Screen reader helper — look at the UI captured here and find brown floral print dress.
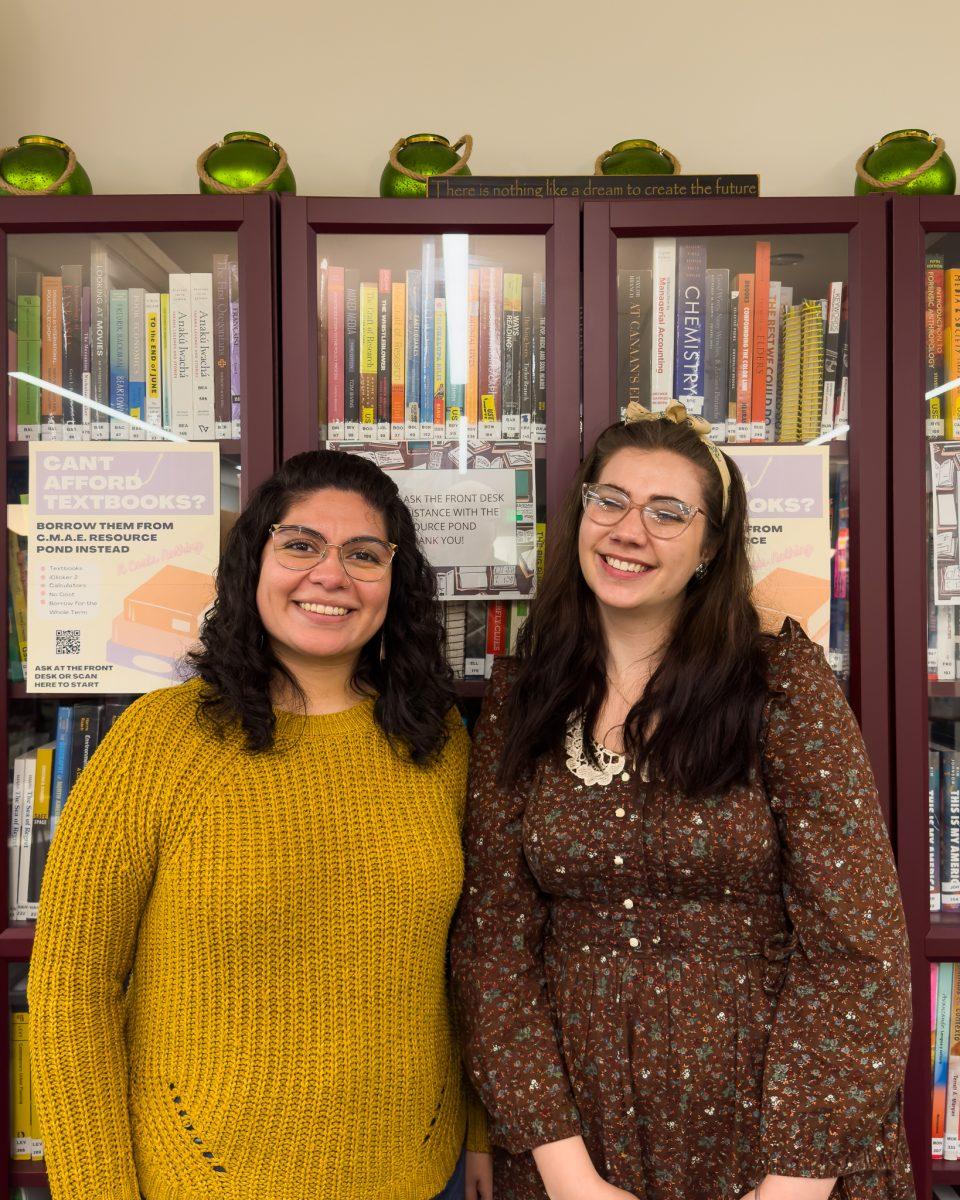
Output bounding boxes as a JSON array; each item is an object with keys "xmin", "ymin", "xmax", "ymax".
[{"xmin": 450, "ymin": 619, "xmax": 914, "ymax": 1200}]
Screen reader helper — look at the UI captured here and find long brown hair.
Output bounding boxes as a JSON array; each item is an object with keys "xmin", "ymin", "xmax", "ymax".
[{"xmin": 498, "ymin": 416, "xmax": 770, "ymax": 796}]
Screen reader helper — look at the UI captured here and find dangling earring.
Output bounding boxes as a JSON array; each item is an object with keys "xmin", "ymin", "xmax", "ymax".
[{"xmin": 693, "ymin": 561, "xmax": 708, "ymax": 581}]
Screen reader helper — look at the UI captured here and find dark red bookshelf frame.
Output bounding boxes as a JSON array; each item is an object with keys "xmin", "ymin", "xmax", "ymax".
[
  {"xmin": 581, "ymin": 197, "xmax": 892, "ymax": 826},
  {"xmin": 278, "ymin": 196, "xmax": 582, "ymax": 525},
  {"xmin": 891, "ymin": 194, "xmax": 960, "ymax": 1198},
  {"xmin": 0, "ymin": 194, "xmax": 279, "ymax": 1199}
]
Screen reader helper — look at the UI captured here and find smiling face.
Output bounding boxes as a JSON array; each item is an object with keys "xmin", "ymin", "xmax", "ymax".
[
  {"xmin": 256, "ymin": 487, "xmax": 392, "ymax": 676},
  {"xmin": 578, "ymin": 447, "xmax": 713, "ymax": 623}
]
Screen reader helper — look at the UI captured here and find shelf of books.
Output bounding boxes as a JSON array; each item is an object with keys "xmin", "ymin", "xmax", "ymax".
[
  {"xmin": 0, "ymin": 194, "xmax": 278, "ymax": 1198},
  {"xmin": 892, "ymin": 196, "xmax": 960, "ymax": 1197},
  {"xmin": 582, "ymin": 197, "xmax": 890, "ymax": 815},
  {"xmin": 279, "ymin": 197, "xmax": 581, "ymax": 690}
]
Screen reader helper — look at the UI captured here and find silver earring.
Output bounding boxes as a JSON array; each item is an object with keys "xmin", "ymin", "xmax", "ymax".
[{"xmin": 693, "ymin": 562, "xmax": 708, "ymax": 581}]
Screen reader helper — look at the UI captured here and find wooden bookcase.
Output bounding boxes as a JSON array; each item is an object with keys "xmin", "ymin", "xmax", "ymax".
[
  {"xmin": 891, "ymin": 194, "xmax": 960, "ymax": 1198},
  {"xmin": 0, "ymin": 193, "xmax": 278, "ymax": 1198}
]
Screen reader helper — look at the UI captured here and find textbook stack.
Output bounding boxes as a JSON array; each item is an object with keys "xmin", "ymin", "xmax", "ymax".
[
  {"xmin": 9, "ymin": 245, "xmax": 241, "ymax": 443},
  {"xmin": 318, "ymin": 249, "xmax": 547, "ymax": 445},
  {"xmin": 9, "ymin": 971, "xmax": 43, "ymax": 1166},
  {"xmin": 924, "ymin": 251, "xmax": 960, "ymax": 439},
  {"xmin": 617, "ymin": 238, "xmax": 848, "ymax": 444},
  {"xmin": 442, "ymin": 599, "xmax": 530, "ymax": 680},
  {"xmin": 7, "ymin": 699, "xmax": 129, "ymax": 923}
]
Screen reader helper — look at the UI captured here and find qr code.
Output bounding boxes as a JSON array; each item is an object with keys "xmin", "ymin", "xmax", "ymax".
[{"xmin": 56, "ymin": 629, "xmax": 81, "ymax": 655}]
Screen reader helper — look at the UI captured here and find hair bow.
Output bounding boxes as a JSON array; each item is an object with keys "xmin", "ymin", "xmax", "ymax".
[{"xmin": 623, "ymin": 400, "xmax": 731, "ymax": 519}]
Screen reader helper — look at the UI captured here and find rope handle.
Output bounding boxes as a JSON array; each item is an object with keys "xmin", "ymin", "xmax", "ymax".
[
  {"xmin": 388, "ymin": 134, "xmax": 473, "ymax": 182},
  {"xmin": 855, "ymin": 134, "xmax": 945, "ymax": 190},
  {"xmin": 594, "ymin": 144, "xmax": 682, "ymax": 176},
  {"xmin": 0, "ymin": 143, "xmax": 78, "ymax": 195},
  {"xmin": 196, "ymin": 138, "xmax": 289, "ymax": 194}
]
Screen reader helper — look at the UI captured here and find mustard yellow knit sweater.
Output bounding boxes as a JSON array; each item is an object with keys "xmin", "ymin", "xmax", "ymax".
[{"xmin": 28, "ymin": 679, "xmax": 488, "ymax": 1200}]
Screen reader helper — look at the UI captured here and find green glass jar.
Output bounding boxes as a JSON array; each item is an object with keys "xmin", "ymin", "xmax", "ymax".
[
  {"xmin": 855, "ymin": 129, "xmax": 955, "ymax": 196},
  {"xmin": 595, "ymin": 139, "xmax": 680, "ymax": 176},
  {"xmin": 0, "ymin": 135, "xmax": 92, "ymax": 196},
  {"xmin": 380, "ymin": 133, "xmax": 472, "ymax": 198},
  {"xmin": 198, "ymin": 132, "xmax": 296, "ymax": 194}
]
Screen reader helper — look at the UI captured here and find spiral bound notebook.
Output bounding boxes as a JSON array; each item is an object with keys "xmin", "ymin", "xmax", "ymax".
[
  {"xmin": 777, "ymin": 304, "xmax": 803, "ymax": 443},
  {"xmin": 800, "ymin": 299, "xmax": 826, "ymax": 442}
]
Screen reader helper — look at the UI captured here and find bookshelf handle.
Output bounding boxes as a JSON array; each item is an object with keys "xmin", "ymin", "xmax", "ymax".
[
  {"xmin": 855, "ymin": 134, "xmax": 945, "ymax": 190},
  {"xmin": 388, "ymin": 134, "xmax": 473, "ymax": 182},
  {"xmin": 196, "ymin": 139, "xmax": 289, "ymax": 194},
  {"xmin": 0, "ymin": 142, "xmax": 78, "ymax": 195}
]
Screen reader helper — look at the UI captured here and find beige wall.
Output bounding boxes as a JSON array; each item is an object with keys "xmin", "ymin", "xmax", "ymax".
[{"xmin": 3, "ymin": 0, "xmax": 959, "ymax": 198}]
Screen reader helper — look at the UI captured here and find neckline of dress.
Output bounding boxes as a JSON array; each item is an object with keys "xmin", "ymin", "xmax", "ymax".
[{"xmin": 564, "ymin": 720, "xmax": 628, "ymax": 787}]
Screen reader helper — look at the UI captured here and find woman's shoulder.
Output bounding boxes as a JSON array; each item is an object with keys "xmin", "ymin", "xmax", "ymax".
[
  {"xmin": 102, "ymin": 675, "xmax": 211, "ymax": 752},
  {"xmin": 759, "ymin": 616, "xmax": 837, "ymax": 701}
]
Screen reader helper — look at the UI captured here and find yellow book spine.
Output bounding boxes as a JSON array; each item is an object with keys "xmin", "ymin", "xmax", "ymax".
[
  {"xmin": 945, "ymin": 270, "xmax": 960, "ymax": 434},
  {"xmin": 160, "ymin": 292, "xmax": 171, "ymax": 431},
  {"xmin": 466, "ymin": 270, "xmax": 480, "ymax": 426},
  {"xmin": 390, "ymin": 282, "xmax": 405, "ymax": 427},
  {"xmin": 11, "ymin": 1011, "xmax": 29, "ymax": 1160},
  {"xmin": 433, "ymin": 298, "xmax": 447, "ymax": 424},
  {"xmin": 8, "ymin": 535, "xmax": 26, "ymax": 667},
  {"xmin": 146, "ymin": 302, "xmax": 161, "ymax": 419},
  {"xmin": 359, "ymin": 283, "xmax": 378, "ymax": 427}
]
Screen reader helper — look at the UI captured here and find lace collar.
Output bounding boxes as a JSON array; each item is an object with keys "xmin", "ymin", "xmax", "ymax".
[{"xmin": 564, "ymin": 720, "xmax": 628, "ymax": 787}]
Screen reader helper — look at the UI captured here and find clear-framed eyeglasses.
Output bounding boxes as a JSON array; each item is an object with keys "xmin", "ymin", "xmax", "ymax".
[
  {"xmin": 268, "ymin": 524, "xmax": 397, "ymax": 580},
  {"xmin": 581, "ymin": 483, "xmax": 711, "ymax": 540}
]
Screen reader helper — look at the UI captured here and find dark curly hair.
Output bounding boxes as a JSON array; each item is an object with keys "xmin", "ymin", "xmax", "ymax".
[{"xmin": 188, "ymin": 449, "xmax": 455, "ymax": 763}]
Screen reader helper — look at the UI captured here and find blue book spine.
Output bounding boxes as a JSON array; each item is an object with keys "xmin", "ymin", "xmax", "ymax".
[
  {"xmin": 50, "ymin": 705, "xmax": 74, "ymax": 833},
  {"xmin": 420, "ymin": 243, "xmax": 436, "ymax": 425},
  {"xmin": 109, "ymin": 289, "xmax": 129, "ymax": 417},
  {"xmin": 673, "ymin": 240, "xmax": 707, "ymax": 411},
  {"xmin": 943, "ymin": 752, "xmax": 960, "ymax": 910},
  {"xmin": 405, "ymin": 269, "xmax": 421, "ymax": 426}
]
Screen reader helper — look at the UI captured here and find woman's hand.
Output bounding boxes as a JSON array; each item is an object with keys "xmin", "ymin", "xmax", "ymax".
[
  {"xmin": 532, "ymin": 1136, "xmax": 639, "ymax": 1200},
  {"xmin": 740, "ymin": 1175, "xmax": 837, "ymax": 1200},
  {"xmin": 465, "ymin": 1149, "xmax": 493, "ymax": 1200}
]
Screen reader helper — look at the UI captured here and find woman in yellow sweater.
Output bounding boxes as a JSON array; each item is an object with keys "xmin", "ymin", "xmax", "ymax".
[{"xmin": 29, "ymin": 449, "xmax": 492, "ymax": 1200}]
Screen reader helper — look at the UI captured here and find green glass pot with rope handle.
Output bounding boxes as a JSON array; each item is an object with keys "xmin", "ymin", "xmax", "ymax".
[
  {"xmin": 380, "ymin": 133, "xmax": 473, "ymax": 198},
  {"xmin": 854, "ymin": 129, "xmax": 955, "ymax": 195},
  {"xmin": 0, "ymin": 135, "xmax": 92, "ymax": 196},
  {"xmin": 595, "ymin": 139, "xmax": 681, "ymax": 176},
  {"xmin": 198, "ymin": 132, "xmax": 296, "ymax": 194}
]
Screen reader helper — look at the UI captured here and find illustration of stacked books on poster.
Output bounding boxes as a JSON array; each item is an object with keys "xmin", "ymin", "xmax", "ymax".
[
  {"xmin": 339, "ymin": 440, "xmax": 536, "ymax": 600},
  {"xmin": 106, "ymin": 565, "xmax": 214, "ymax": 678},
  {"xmin": 932, "ymin": 442, "xmax": 960, "ymax": 604}
]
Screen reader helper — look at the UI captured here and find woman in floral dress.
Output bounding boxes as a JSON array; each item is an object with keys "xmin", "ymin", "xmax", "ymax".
[{"xmin": 451, "ymin": 403, "xmax": 913, "ymax": 1200}]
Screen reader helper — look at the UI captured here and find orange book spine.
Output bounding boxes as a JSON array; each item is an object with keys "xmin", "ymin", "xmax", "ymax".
[
  {"xmin": 750, "ymin": 242, "xmax": 770, "ymax": 441},
  {"xmin": 735, "ymin": 273, "xmax": 755, "ymax": 439},
  {"xmin": 40, "ymin": 275, "xmax": 63, "ymax": 424},
  {"xmin": 945, "ymin": 269, "xmax": 960, "ymax": 435}
]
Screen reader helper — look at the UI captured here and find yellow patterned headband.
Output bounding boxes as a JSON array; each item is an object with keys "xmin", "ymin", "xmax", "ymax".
[{"xmin": 623, "ymin": 400, "xmax": 731, "ymax": 519}]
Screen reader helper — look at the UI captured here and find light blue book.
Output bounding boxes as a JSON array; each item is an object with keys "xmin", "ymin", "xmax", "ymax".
[
  {"xmin": 50, "ymin": 705, "xmax": 74, "ymax": 834},
  {"xmin": 109, "ymin": 289, "xmax": 130, "ymax": 430},
  {"xmin": 405, "ymin": 269, "xmax": 421, "ymax": 427}
]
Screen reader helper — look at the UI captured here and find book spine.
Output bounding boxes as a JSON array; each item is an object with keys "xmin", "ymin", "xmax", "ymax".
[
  {"xmin": 126, "ymin": 287, "xmax": 145, "ymax": 439},
  {"xmin": 443, "ymin": 602, "xmax": 466, "ymax": 679},
  {"xmin": 800, "ymin": 299, "xmax": 826, "ymax": 442},
  {"xmin": 463, "ymin": 601, "xmax": 487, "ymax": 679},
  {"xmin": 479, "ymin": 266, "xmax": 503, "ymax": 439},
  {"xmin": 763, "ymin": 282, "xmax": 782, "ymax": 443},
  {"xmin": 933, "ymin": 749, "xmax": 944, "ymax": 911},
  {"xmin": 465, "ymin": 269, "xmax": 480, "ymax": 436},
  {"xmin": 160, "ymin": 292, "xmax": 172, "ymax": 434},
  {"xmin": 144, "ymin": 293, "xmax": 162, "ymax": 438},
  {"xmin": 673, "ymin": 241, "xmax": 707, "ymax": 416},
  {"xmin": 433, "ymin": 296, "xmax": 447, "ymax": 426},
  {"xmin": 390, "ymin": 280, "xmax": 405, "ymax": 439},
  {"xmin": 502, "ymin": 273, "xmax": 523, "ymax": 437},
  {"xmin": 519, "ymin": 281, "xmax": 534, "ymax": 440},
  {"xmin": 50, "ymin": 706, "xmax": 74, "ymax": 834},
  {"xmin": 68, "ymin": 705, "xmax": 102, "ymax": 790},
  {"xmin": 485, "ymin": 600, "xmax": 508, "ymax": 678},
  {"xmin": 61, "ymin": 265, "xmax": 84, "ymax": 436},
  {"xmin": 90, "ymin": 245, "xmax": 110, "ymax": 439},
  {"xmin": 946, "ymin": 964, "xmax": 960, "ymax": 1159},
  {"xmin": 359, "ymin": 281, "xmax": 378, "ymax": 434},
  {"xmin": 533, "ymin": 272, "xmax": 547, "ymax": 443},
  {"xmin": 734, "ymin": 274, "xmax": 755, "ymax": 442},
  {"xmin": 945, "ymin": 270, "xmax": 960, "ymax": 438},
  {"xmin": 945, "ymin": 751, "xmax": 960, "ymax": 910},
  {"xmin": 344, "ymin": 269, "xmax": 360, "ymax": 438},
  {"xmin": 651, "ymin": 238, "xmax": 676, "ymax": 411},
  {"xmin": 190, "ymin": 273, "xmax": 215, "ymax": 440},
  {"xmin": 326, "ymin": 266, "xmax": 345, "ymax": 440},
  {"xmin": 404, "ymin": 269, "xmax": 421, "ymax": 438},
  {"xmin": 16, "ymin": 291, "xmax": 41, "ymax": 441},
  {"xmin": 928, "ymin": 253, "xmax": 947, "ymax": 434},
  {"xmin": 750, "ymin": 241, "xmax": 771, "ymax": 441},
  {"xmin": 40, "ymin": 276, "xmax": 64, "ymax": 439},
  {"xmin": 377, "ymin": 267, "xmax": 392, "ymax": 439},
  {"xmin": 8, "ymin": 757, "xmax": 24, "ymax": 922},
  {"xmin": 11, "ymin": 1009, "xmax": 30, "ymax": 1159},
  {"xmin": 420, "ymin": 244, "xmax": 436, "ymax": 438},
  {"xmin": 80, "ymin": 284, "xmax": 92, "ymax": 429},
  {"xmin": 703, "ymin": 268, "xmax": 729, "ymax": 436},
  {"xmin": 212, "ymin": 254, "xmax": 232, "ymax": 440},
  {"xmin": 26, "ymin": 746, "xmax": 54, "ymax": 919},
  {"xmin": 819, "ymin": 281, "xmax": 844, "ymax": 438},
  {"xmin": 168, "ymin": 275, "xmax": 193, "ymax": 441},
  {"xmin": 834, "ymin": 290, "xmax": 849, "ymax": 437},
  {"xmin": 228, "ymin": 261, "xmax": 241, "ymax": 439},
  {"xmin": 108, "ymin": 289, "xmax": 130, "ymax": 440},
  {"xmin": 725, "ymin": 287, "xmax": 739, "ymax": 440},
  {"xmin": 16, "ymin": 757, "xmax": 36, "ymax": 922},
  {"xmin": 935, "ymin": 961, "xmax": 955, "ymax": 1157}
]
